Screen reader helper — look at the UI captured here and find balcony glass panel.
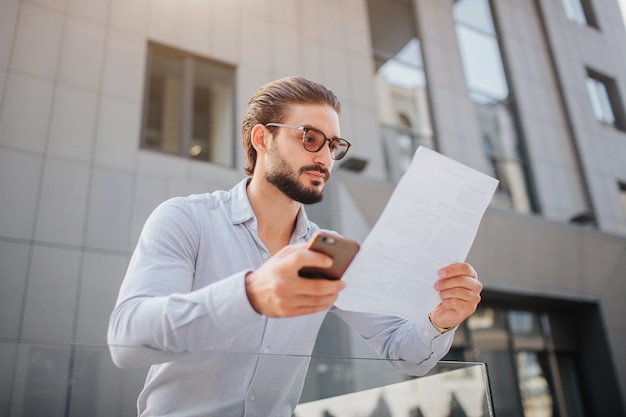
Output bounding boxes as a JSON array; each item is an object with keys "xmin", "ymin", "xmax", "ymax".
[{"xmin": 0, "ymin": 338, "xmax": 493, "ymax": 417}]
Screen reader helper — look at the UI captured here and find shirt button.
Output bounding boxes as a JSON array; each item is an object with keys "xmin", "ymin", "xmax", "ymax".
[
  {"xmin": 262, "ymin": 252, "xmax": 269, "ymax": 259},
  {"xmin": 263, "ymin": 347, "xmax": 270, "ymax": 353},
  {"xmin": 249, "ymin": 393, "xmax": 256, "ymax": 401}
]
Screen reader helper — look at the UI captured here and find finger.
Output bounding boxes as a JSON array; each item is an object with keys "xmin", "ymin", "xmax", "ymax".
[
  {"xmin": 265, "ymin": 247, "xmax": 333, "ymax": 285},
  {"xmin": 272, "ymin": 292, "xmax": 340, "ymax": 317},
  {"xmin": 287, "ymin": 246, "xmax": 334, "ymax": 270},
  {"xmin": 439, "ymin": 295, "xmax": 480, "ymax": 316},
  {"xmin": 439, "ymin": 286, "xmax": 482, "ymax": 304},
  {"xmin": 267, "ymin": 264, "xmax": 344, "ymax": 296},
  {"xmin": 291, "ymin": 277, "xmax": 346, "ymax": 297},
  {"xmin": 438, "ymin": 263, "xmax": 477, "ymax": 279},
  {"xmin": 435, "ymin": 275, "xmax": 483, "ymax": 292},
  {"xmin": 297, "ymin": 292, "xmax": 340, "ymax": 309}
]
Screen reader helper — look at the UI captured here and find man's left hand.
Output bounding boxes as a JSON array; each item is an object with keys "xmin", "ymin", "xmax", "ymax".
[{"xmin": 429, "ymin": 262, "xmax": 483, "ymax": 330}]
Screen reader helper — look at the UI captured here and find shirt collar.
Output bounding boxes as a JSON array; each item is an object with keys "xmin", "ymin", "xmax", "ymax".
[
  {"xmin": 230, "ymin": 178, "xmax": 255, "ymax": 225},
  {"xmin": 229, "ymin": 178, "xmax": 312, "ymax": 240}
]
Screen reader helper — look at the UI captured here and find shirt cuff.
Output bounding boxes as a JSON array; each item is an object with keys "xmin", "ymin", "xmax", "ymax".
[{"xmin": 407, "ymin": 315, "xmax": 456, "ymax": 359}]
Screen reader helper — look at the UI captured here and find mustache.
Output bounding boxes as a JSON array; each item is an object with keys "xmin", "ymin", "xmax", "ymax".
[{"xmin": 299, "ymin": 165, "xmax": 330, "ymax": 181}]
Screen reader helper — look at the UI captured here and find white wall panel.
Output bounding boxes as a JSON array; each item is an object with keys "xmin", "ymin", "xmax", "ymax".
[{"xmin": 10, "ymin": 3, "xmax": 63, "ymax": 79}]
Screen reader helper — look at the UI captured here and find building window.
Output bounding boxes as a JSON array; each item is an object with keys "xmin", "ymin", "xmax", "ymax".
[
  {"xmin": 453, "ymin": 0, "xmax": 534, "ymax": 214},
  {"xmin": 141, "ymin": 42, "xmax": 236, "ymax": 166},
  {"xmin": 560, "ymin": 0, "xmax": 598, "ymax": 27},
  {"xmin": 585, "ymin": 70, "xmax": 626, "ymax": 131},
  {"xmin": 366, "ymin": 0, "xmax": 434, "ymax": 183},
  {"xmin": 449, "ymin": 301, "xmax": 597, "ymax": 417}
]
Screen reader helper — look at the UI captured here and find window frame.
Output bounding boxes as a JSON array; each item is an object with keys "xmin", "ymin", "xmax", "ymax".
[
  {"xmin": 585, "ymin": 69, "xmax": 626, "ymax": 131},
  {"xmin": 140, "ymin": 41, "xmax": 237, "ymax": 167},
  {"xmin": 560, "ymin": 0, "xmax": 599, "ymax": 28}
]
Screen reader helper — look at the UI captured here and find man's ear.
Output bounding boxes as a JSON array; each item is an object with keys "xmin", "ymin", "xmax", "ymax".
[{"xmin": 250, "ymin": 124, "xmax": 269, "ymax": 154}]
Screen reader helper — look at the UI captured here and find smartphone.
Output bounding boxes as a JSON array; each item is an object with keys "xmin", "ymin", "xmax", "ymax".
[{"xmin": 299, "ymin": 232, "xmax": 360, "ymax": 280}]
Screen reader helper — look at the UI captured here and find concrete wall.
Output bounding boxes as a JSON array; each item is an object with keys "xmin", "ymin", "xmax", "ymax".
[
  {"xmin": 0, "ymin": 0, "xmax": 383, "ymax": 348},
  {"xmin": 0, "ymin": 1, "xmax": 387, "ymax": 413},
  {"xmin": 535, "ymin": 0, "xmax": 626, "ymax": 234}
]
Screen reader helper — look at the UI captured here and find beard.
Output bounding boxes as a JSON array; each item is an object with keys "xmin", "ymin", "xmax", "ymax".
[{"xmin": 265, "ymin": 145, "xmax": 330, "ymax": 205}]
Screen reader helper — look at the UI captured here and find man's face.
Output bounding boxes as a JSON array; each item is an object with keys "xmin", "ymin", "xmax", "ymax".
[{"xmin": 265, "ymin": 104, "xmax": 340, "ymax": 204}]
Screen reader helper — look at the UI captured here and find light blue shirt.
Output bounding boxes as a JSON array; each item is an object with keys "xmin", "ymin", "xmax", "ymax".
[{"xmin": 108, "ymin": 178, "xmax": 455, "ymax": 417}]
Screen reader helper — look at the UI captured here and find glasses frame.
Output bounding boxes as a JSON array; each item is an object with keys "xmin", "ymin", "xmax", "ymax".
[{"xmin": 265, "ymin": 123, "xmax": 351, "ymax": 161}]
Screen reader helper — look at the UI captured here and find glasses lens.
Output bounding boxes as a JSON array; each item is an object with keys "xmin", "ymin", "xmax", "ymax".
[
  {"xmin": 301, "ymin": 128, "xmax": 350, "ymax": 160},
  {"xmin": 331, "ymin": 140, "xmax": 349, "ymax": 160},
  {"xmin": 302, "ymin": 129, "xmax": 325, "ymax": 152}
]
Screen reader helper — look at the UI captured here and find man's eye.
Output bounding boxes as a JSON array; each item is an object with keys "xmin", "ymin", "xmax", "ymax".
[{"xmin": 304, "ymin": 134, "xmax": 317, "ymax": 144}]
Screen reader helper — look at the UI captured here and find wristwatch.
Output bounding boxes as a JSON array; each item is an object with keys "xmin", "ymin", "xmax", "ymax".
[{"xmin": 428, "ymin": 313, "xmax": 454, "ymax": 334}]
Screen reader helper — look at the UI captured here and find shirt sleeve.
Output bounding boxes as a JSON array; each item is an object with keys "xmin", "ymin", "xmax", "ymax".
[
  {"xmin": 332, "ymin": 309, "xmax": 456, "ymax": 376},
  {"xmin": 107, "ymin": 197, "xmax": 259, "ymax": 368}
]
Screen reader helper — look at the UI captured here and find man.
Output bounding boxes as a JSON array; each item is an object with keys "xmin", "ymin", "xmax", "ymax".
[{"xmin": 108, "ymin": 76, "xmax": 482, "ymax": 416}]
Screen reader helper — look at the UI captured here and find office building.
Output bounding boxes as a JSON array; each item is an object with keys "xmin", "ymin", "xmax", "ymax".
[{"xmin": 1, "ymin": 0, "xmax": 625, "ymax": 416}]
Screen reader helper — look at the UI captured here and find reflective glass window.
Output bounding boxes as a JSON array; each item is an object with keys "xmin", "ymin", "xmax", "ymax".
[
  {"xmin": 455, "ymin": 25, "xmax": 508, "ymax": 102},
  {"xmin": 586, "ymin": 76, "xmax": 615, "ymax": 125},
  {"xmin": 560, "ymin": 0, "xmax": 598, "ymax": 27},
  {"xmin": 468, "ymin": 307, "xmax": 524, "ymax": 417},
  {"xmin": 141, "ymin": 42, "xmax": 236, "ymax": 166},
  {"xmin": 508, "ymin": 310, "xmax": 545, "ymax": 350},
  {"xmin": 557, "ymin": 355, "xmax": 586, "ymax": 417},
  {"xmin": 516, "ymin": 351, "xmax": 555, "ymax": 417},
  {"xmin": 585, "ymin": 70, "xmax": 626, "ymax": 131},
  {"xmin": 447, "ymin": 293, "xmax": 626, "ymax": 417},
  {"xmin": 367, "ymin": 0, "xmax": 434, "ymax": 182},
  {"xmin": 453, "ymin": 0, "xmax": 533, "ymax": 214},
  {"xmin": 453, "ymin": 0, "xmax": 496, "ymax": 34},
  {"xmin": 143, "ymin": 52, "xmax": 184, "ymax": 154}
]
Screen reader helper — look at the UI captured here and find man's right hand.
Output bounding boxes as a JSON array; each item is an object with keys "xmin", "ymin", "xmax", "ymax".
[{"xmin": 245, "ymin": 242, "xmax": 345, "ymax": 317}]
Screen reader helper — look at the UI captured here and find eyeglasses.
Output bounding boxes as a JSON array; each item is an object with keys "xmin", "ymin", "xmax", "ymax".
[{"xmin": 265, "ymin": 123, "xmax": 351, "ymax": 161}]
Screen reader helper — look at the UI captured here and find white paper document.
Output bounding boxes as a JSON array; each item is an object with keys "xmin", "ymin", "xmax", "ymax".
[{"xmin": 335, "ymin": 146, "xmax": 499, "ymax": 323}]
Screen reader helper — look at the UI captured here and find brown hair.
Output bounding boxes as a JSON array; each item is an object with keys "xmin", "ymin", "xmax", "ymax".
[{"xmin": 241, "ymin": 76, "xmax": 341, "ymax": 176}]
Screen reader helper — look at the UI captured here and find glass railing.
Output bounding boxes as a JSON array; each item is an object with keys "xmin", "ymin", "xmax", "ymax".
[
  {"xmin": 0, "ymin": 338, "xmax": 493, "ymax": 417},
  {"xmin": 298, "ymin": 357, "xmax": 493, "ymax": 417}
]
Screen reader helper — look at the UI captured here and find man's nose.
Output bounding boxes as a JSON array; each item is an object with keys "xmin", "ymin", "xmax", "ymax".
[{"xmin": 313, "ymin": 142, "xmax": 333, "ymax": 168}]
